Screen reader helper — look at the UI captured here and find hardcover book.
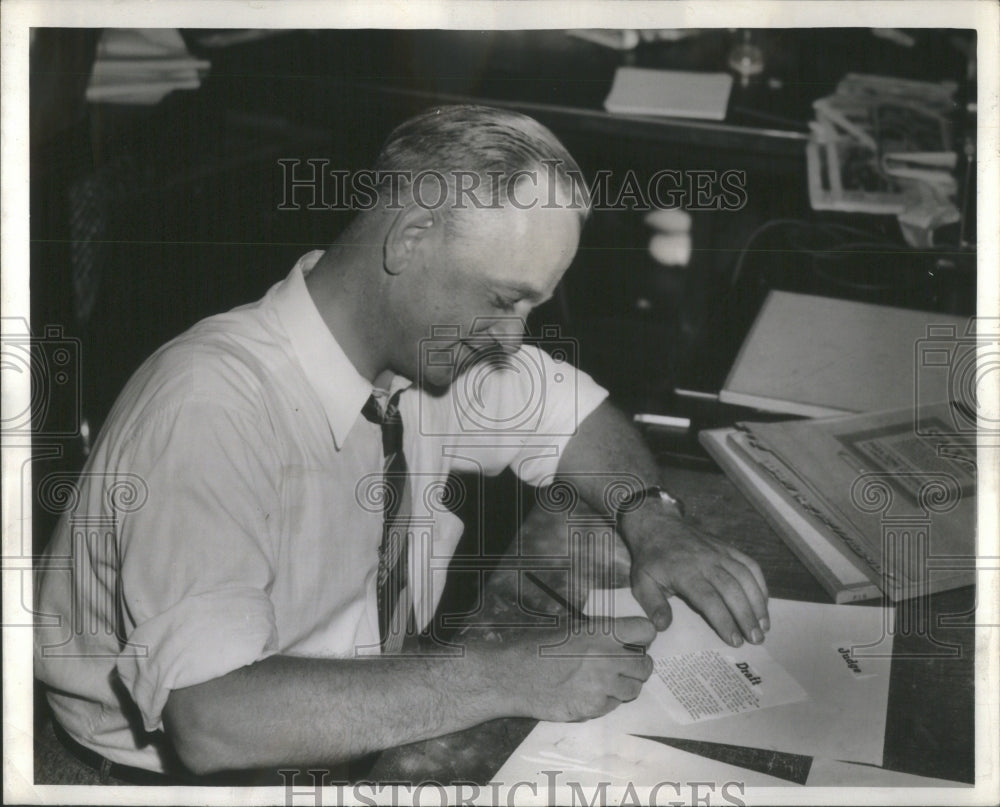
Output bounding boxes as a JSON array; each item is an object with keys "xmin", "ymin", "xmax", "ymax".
[
  {"xmin": 700, "ymin": 402, "xmax": 976, "ymax": 602},
  {"xmin": 719, "ymin": 291, "xmax": 969, "ymax": 417}
]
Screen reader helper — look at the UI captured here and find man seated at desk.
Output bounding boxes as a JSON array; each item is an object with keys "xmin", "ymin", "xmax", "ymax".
[{"xmin": 34, "ymin": 105, "xmax": 769, "ymax": 781}]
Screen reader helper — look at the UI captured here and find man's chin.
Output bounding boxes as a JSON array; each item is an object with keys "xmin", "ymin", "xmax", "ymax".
[
  {"xmin": 417, "ymin": 370, "xmax": 458, "ymax": 396},
  {"xmin": 416, "ymin": 341, "xmax": 475, "ymax": 393}
]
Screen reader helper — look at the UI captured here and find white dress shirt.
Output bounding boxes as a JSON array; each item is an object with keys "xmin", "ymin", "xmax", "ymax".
[{"xmin": 34, "ymin": 250, "xmax": 608, "ymax": 772}]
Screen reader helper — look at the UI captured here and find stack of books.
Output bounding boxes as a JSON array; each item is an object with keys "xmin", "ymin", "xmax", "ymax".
[{"xmin": 701, "ymin": 292, "xmax": 977, "ymax": 603}]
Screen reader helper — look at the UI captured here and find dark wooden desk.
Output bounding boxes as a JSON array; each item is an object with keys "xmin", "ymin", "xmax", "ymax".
[{"xmin": 368, "ymin": 465, "xmax": 975, "ymax": 785}]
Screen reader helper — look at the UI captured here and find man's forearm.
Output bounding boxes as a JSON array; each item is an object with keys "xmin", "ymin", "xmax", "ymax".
[
  {"xmin": 164, "ymin": 650, "xmax": 508, "ymax": 774},
  {"xmin": 557, "ymin": 399, "xmax": 769, "ymax": 643},
  {"xmin": 556, "ymin": 399, "xmax": 662, "ymax": 524},
  {"xmin": 163, "ymin": 617, "xmax": 656, "ymax": 775}
]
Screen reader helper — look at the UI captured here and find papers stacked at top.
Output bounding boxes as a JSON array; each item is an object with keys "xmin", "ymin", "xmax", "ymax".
[{"xmin": 86, "ymin": 29, "xmax": 210, "ymax": 106}]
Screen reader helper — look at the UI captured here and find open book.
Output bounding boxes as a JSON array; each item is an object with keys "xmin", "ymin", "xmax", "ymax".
[{"xmin": 701, "ymin": 402, "xmax": 976, "ymax": 602}]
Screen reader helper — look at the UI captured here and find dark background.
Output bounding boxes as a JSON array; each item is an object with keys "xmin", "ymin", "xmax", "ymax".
[
  {"xmin": 29, "ymin": 25, "xmax": 977, "ymax": 572},
  {"xmin": 27, "ymin": 26, "xmax": 979, "ymax": 787}
]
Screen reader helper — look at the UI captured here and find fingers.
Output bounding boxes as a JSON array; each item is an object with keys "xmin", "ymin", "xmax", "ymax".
[
  {"xmin": 560, "ymin": 635, "xmax": 655, "ymax": 720},
  {"xmin": 598, "ymin": 697, "xmax": 623, "ymax": 718},
  {"xmin": 634, "ymin": 520, "xmax": 770, "ymax": 644},
  {"xmin": 611, "ymin": 674, "xmax": 644, "ymax": 703},
  {"xmin": 618, "ymin": 651, "xmax": 654, "ymax": 683},
  {"xmin": 631, "ymin": 572, "xmax": 673, "ymax": 630},
  {"xmin": 561, "ymin": 657, "xmax": 652, "ymax": 720},
  {"xmin": 683, "ymin": 577, "xmax": 744, "ymax": 647},
  {"xmin": 725, "ymin": 545, "xmax": 770, "ymax": 600},
  {"xmin": 720, "ymin": 554, "xmax": 770, "ymax": 632},
  {"xmin": 681, "ymin": 565, "xmax": 765, "ymax": 646},
  {"xmin": 612, "ymin": 616, "xmax": 658, "ymax": 647}
]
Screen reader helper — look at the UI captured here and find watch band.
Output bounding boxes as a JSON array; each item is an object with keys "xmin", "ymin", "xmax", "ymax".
[{"xmin": 614, "ymin": 485, "xmax": 686, "ymax": 532}]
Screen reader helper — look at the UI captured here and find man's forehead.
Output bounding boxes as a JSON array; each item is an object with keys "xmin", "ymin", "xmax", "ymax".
[
  {"xmin": 461, "ymin": 179, "xmax": 581, "ymax": 243},
  {"xmin": 456, "ymin": 204, "xmax": 579, "ymax": 280}
]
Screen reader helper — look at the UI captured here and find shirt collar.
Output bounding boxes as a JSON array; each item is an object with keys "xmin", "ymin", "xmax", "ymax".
[{"xmin": 272, "ymin": 251, "xmax": 412, "ymax": 449}]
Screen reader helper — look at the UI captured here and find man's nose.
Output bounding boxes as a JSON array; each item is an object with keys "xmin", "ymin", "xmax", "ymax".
[{"xmin": 477, "ymin": 316, "xmax": 526, "ymax": 353}]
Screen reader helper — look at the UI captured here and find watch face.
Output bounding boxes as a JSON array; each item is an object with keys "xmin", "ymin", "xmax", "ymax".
[
  {"xmin": 655, "ymin": 488, "xmax": 686, "ymax": 518},
  {"xmin": 616, "ymin": 486, "xmax": 685, "ymax": 522}
]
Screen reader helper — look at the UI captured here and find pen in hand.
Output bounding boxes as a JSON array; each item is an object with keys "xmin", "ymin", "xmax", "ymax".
[{"xmin": 524, "ymin": 571, "xmax": 647, "ymax": 654}]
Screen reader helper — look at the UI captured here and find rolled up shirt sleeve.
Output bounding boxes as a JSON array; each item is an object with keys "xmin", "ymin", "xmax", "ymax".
[
  {"xmin": 443, "ymin": 344, "xmax": 609, "ymax": 487},
  {"xmin": 113, "ymin": 397, "xmax": 282, "ymax": 732}
]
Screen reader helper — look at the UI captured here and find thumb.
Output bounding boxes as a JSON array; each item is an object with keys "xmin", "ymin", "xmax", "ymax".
[{"xmin": 632, "ymin": 573, "xmax": 673, "ymax": 631}]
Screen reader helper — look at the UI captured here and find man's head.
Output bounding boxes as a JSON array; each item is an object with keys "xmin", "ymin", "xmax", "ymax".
[
  {"xmin": 365, "ymin": 105, "xmax": 589, "ymax": 388},
  {"xmin": 372, "ymin": 104, "xmax": 590, "ymax": 232}
]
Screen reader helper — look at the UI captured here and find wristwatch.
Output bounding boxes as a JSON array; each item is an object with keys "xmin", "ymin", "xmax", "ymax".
[{"xmin": 613, "ymin": 485, "xmax": 686, "ymax": 533}]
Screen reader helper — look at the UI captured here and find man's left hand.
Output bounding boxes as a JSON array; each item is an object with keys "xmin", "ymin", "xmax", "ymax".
[{"xmin": 622, "ymin": 505, "xmax": 769, "ymax": 647}]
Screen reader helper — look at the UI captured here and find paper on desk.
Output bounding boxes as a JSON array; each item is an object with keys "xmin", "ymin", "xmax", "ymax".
[
  {"xmin": 585, "ymin": 589, "xmax": 894, "ymax": 765},
  {"xmin": 650, "ymin": 647, "xmax": 807, "ymax": 724},
  {"xmin": 588, "ymin": 587, "xmax": 807, "ymax": 724},
  {"xmin": 604, "ymin": 67, "xmax": 733, "ymax": 121},
  {"xmin": 805, "ymin": 758, "xmax": 968, "ymax": 787},
  {"xmin": 490, "ymin": 719, "xmax": 966, "ymax": 791},
  {"xmin": 490, "ymin": 719, "xmax": 793, "ymax": 789}
]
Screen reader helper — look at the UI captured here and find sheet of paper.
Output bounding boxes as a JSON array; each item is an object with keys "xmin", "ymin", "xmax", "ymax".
[
  {"xmin": 603, "ymin": 67, "xmax": 733, "ymax": 121},
  {"xmin": 490, "ymin": 719, "xmax": 793, "ymax": 790},
  {"xmin": 650, "ymin": 647, "xmax": 808, "ymax": 724},
  {"xmin": 805, "ymin": 758, "xmax": 969, "ymax": 787},
  {"xmin": 585, "ymin": 589, "xmax": 894, "ymax": 765},
  {"xmin": 490, "ymin": 721, "xmax": 968, "ymax": 792}
]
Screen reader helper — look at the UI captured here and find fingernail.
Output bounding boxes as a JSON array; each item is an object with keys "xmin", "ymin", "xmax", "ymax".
[
  {"xmin": 730, "ymin": 632, "xmax": 743, "ymax": 647},
  {"xmin": 654, "ymin": 609, "xmax": 669, "ymax": 629},
  {"xmin": 760, "ymin": 616, "xmax": 770, "ymax": 633},
  {"xmin": 751, "ymin": 628, "xmax": 764, "ymax": 644}
]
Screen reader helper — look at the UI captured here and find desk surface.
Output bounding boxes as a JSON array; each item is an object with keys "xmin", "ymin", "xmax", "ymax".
[{"xmin": 368, "ymin": 465, "xmax": 975, "ymax": 786}]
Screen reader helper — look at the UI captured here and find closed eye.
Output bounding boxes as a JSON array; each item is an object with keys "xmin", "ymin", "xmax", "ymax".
[{"xmin": 492, "ymin": 295, "xmax": 520, "ymax": 312}]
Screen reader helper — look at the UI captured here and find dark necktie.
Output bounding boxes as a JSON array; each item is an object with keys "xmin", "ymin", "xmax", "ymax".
[{"xmin": 362, "ymin": 389, "xmax": 412, "ymax": 653}]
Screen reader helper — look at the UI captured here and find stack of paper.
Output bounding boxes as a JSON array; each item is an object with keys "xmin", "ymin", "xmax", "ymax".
[
  {"xmin": 583, "ymin": 589, "xmax": 894, "ymax": 764},
  {"xmin": 493, "ymin": 721, "xmax": 964, "ymax": 790},
  {"xmin": 490, "ymin": 589, "xmax": 960, "ymax": 789},
  {"xmin": 86, "ymin": 29, "xmax": 210, "ymax": 105}
]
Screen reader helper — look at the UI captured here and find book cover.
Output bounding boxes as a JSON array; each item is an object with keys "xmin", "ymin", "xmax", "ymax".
[
  {"xmin": 733, "ymin": 402, "xmax": 976, "ymax": 601},
  {"xmin": 699, "ymin": 426, "xmax": 882, "ymax": 603},
  {"xmin": 720, "ymin": 291, "xmax": 969, "ymax": 417}
]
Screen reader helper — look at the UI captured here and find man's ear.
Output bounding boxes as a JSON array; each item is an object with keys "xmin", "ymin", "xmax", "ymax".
[{"xmin": 383, "ymin": 203, "xmax": 438, "ymax": 276}]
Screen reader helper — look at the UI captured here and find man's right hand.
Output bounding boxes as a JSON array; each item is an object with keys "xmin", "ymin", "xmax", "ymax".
[{"xmin": 490, "ymin": 616, "xmax": 656, "ymax": 723}]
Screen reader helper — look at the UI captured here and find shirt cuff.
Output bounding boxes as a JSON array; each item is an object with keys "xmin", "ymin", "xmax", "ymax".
[{"xmin": 116, "ymin": 587, "xmax": 278, "ymax": 732}]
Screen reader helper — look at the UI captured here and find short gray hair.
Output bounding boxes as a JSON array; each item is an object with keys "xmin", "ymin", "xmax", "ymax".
[{"xmin": 373, "ymin": 105, "xmax": 591, "ymax": 227}]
